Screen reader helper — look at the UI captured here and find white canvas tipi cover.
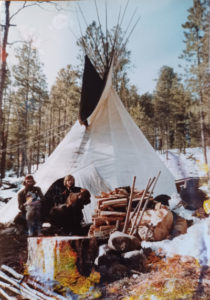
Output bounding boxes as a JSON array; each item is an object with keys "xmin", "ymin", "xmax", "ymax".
[{"xmin": 0, "ymin": 59, "xmax": 176, "ymax": 223}]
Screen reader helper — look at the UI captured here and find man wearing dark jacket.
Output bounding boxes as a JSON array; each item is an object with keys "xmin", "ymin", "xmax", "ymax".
[
  {"xmin": 59, "ymin": 174, "xmax": 81, "ymax": 204},
  {"xmin": 49, "ymin": 175, "xmax": 90, "ymax": 235},
  {"xmin": 16, "ymin": 175, "xmax": 44, "ymax": 236}
]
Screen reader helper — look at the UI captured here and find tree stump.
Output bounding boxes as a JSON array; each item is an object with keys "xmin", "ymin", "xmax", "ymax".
[{"xmin": 27, "ymin": 236, "xmax": 100, "ymax": 295}]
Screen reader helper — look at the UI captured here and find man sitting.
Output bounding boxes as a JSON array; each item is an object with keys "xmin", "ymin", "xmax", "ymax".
[
  {"xmin": 15, "ymin": 175, "xmax": 44, "ymax": 236},
  {"xmin": 49, "ymin": 175, "xmax": 91, "ymax": 235}
]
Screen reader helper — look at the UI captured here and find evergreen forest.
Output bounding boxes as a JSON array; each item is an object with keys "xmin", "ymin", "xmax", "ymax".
[{"xmin": 0, "ymin": 0, "xmax": 209, "ymax": 181}]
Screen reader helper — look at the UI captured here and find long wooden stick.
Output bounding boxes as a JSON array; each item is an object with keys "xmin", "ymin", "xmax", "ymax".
[
  {"xmin": 27, "ymin": 279, "xmax": 68, "ymax": 300},
  {"xmin": 134, "ymin": 171, "xmax": 161, "ymax": 235},
  {"xmin": 0, "ymin": 287, "xmax": 13, "ymax": 300},
  {"xmin": 122, "ymin": 176, "xmax": 136, "ymax": 233},
  {"xmin": 129, "ymin": 177, "xmax": 152, "ymax": 222},
  {"xmin": 129, "ymin": 177, "xmax": 152, "ymax": 235},
  {"xmin": 1, "ymin": 265, "xmax": 23, "ymax": 280}
]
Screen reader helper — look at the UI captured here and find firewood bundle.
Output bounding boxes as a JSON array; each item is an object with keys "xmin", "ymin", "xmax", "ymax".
[
  {"xmin": 88, "ymin": 187, "xmax": 153, "ymax": 238},
  {"xmin": 0, "ymin": 264, "xmax": 66, "ymax": 300}
]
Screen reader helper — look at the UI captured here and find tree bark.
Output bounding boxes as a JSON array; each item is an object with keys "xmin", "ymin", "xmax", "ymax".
[{"xmin": 0, "ymin": 1, "xmax": 10, "ymax": 182}]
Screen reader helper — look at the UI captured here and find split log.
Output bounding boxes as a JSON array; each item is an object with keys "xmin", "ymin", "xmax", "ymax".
[
  {"xmin": 93, "ymin": 216, "xmax": 124, "ymax": 227},
  {"xmin": 97, "ymin": 196, "xmax": 128, "ymax": 208},
  {"xmin": 99, "ymin": 198, "xmax": 128, "ymax": 208},
  {"xmin": 99, "ymin": 225, "xmax": 116, "ymax": 231},
  {"xmin": 100, "ymin": 211, "xmax": 126, "ymax": 217},
  {"xmin": 99, "ymin": 196, "xmax": 151, "ymax": 209}
]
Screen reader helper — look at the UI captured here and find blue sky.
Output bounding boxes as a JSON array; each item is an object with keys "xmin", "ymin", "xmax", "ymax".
[{"xmin": 2, "ymin": 0, "xmax": 193, "ymax": 94}]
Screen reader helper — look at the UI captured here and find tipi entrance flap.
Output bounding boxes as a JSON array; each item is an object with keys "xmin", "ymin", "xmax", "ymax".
[{"xmin": 88, "ymin": 60, "xmax": 113, "ymax": 125}]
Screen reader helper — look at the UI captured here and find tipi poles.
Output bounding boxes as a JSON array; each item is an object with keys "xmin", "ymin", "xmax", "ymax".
[{"xmin": 77, "ymin": 2, "xmax": 106, "ymax": 71}]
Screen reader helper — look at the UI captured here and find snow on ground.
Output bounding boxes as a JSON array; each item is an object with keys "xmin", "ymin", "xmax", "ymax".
[
  {"xmin": 142, "ymin": 193, "xmax": 210, "ymax": 264},
  {"xmin": 0, "ymin": 172, "xmax": 23, "ymax": 210},
  {"xmin": 143, "ymin": 148, "xmax": 210, "ymax": 264},
  {"xmin": 158, "ymin": 147, "xmax": 210, "ymax": 179},
  {"xmin": 0, "ymin": 148, "xmax": 209, "ymax": 264}
]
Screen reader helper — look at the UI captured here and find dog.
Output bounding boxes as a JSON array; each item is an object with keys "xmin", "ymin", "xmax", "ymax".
[
  {"xmin": 24, "ymin": 192, "xmax": 42, "ymax": 237},
  {"xmin": 49, "ymin": 189, "xmax": 91, "ymax": 235},
  {"xmin": 66, "ymin": 189, "xmax": 91, "ymax": 208}
]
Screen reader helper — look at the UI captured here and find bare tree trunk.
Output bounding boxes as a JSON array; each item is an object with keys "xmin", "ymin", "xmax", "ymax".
[
  {"xmin": 1, "ymin": 131, "xmax": 7, "ymax": 179},
  {"xmin": 199, "ymin": 91, "xmax": 208, "ymax": 166},
  {"xmin": 36, "ymin": 104, "xmax": 41, "ymax": 169},
  {"xmin": 196, "ymin": 29, "xmax": 208, "ymax": 166},
  {"xmin": 0, "ymin": 1, "xmax": 10, "ymax": 183},
  {"xmin": 28, "ymin": 146, "xmax": 32, "ymax": 174},
  {"xmin": 16, "ymin": 147, "xmax": 20, "ymax": 177},
  {"xmin": 48, "ymin": 106, "xmax": 53, "ymax": 155}
]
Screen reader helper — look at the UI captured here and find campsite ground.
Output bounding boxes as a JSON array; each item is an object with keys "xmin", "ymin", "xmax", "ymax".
[{"xmin": 0, "ymin": 147, "xmax": 209, "ymax": 299}]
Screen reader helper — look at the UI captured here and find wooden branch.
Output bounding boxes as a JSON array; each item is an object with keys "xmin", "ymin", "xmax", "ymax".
[
  {"xmin": 0, "ymin": 287, "xmax": 13, "ymax": 300},
  {"xmin": 0, "ymin": 265, "xmax": 64, "ymax": 300},
  {"xmin": 9, "ymin": 1, "xmax": 51, "ymax": 21},
  {"xmin": 7, "ymin": 40, "xmax": 26, "ymax": 46},
  {"xmin": 123, "ymin": 176, "xmax": 136, "ymax": 233},
  {"xmin": 129, "ymin": 180, "xmax": 152, "ymax": 223},
  {"xmin": 129, "ymin": 177, "xmax": 152, "ymax": 235},
  {"xmin": 134, "ymin": 171, "xmax": 161, "ymax": 234},
  {"xmin": 1, "ymin": 265, "xmax": 23, "ymax": 280},
  {"xmin": 27, "ymin": 279, "xmax": 67, "ymax": 300},
  {"xmin": 0, "ymin": 273, "xmax": 43, "ymax": 300},
  {"xmin": 22, "ymin": 282, "xmax": 53, "ymax": 300}
]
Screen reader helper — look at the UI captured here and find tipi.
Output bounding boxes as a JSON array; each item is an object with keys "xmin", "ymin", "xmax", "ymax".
[{"xmin": 0, "ymin": 56, "xmax": 176, "ymax": 223}]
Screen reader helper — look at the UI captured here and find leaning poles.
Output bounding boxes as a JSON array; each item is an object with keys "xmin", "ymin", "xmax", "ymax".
[
  {"xmin": 123, "ymin": 176, "xmax": 136, "ymax": 233},
  {"xmin": 131, "ymin": 171, "xmax": 161, "ymax": 236},
  {"xmin": 129, "ymin": 177, "xmax": 152, "ymax": 235}
]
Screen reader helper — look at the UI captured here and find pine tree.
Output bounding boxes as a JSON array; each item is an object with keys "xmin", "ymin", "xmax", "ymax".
[
  {"xmin": 153, "ymin": 66, "xmax": 176, "ymax": 155},
  {"xmin": 180, "ymin": 0, "xmax": 209, "ymax": 164},
  {"xmin": 11, "ymin": 42, "xmax": 48, "ymax": 175},
  {"xmin": 170, "ymin": 77, "xmax": 197, "ymax": 152},
  {"xmin": 130, "ymin": 91, "xmax": 155, "ymax": 147},
  {"xmin": 0, "ymin": 69, "xmax": 12, "ymax": 178},
  {"xmin": 46, "ymin": 65, "xmax": 80, "ymax": 154}
]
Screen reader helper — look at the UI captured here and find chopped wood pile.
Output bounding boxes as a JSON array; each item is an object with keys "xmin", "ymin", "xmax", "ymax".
[
  {"xmin": 89, "ymin": 183, "xmax": 154, "ymax": 238},
  {"xmin": 0, "ymin": 264, "xmax": 66, "ymax": 300},
  {"xmin": 88, "ymin": 172, "xmax": 177, "ymax": 240}
]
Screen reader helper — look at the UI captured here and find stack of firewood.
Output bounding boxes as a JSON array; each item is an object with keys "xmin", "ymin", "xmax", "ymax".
[{"xmin": 88, "ymin": 187, "xmax": 153, "ymax": 238}]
